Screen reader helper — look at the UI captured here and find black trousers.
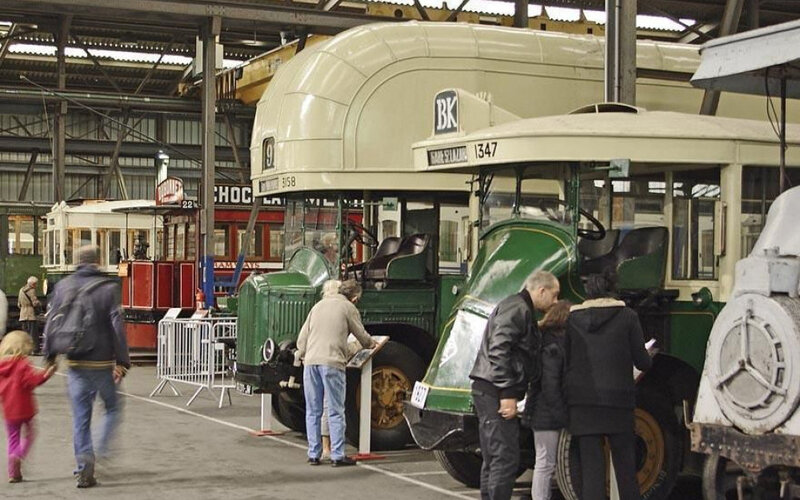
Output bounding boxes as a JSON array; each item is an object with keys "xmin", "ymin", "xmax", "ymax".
[
  {"xmin": 21, "ymin": 321, "xmax": 40, "ymax": 353},
  {"xmin": 472, "ymin": 388, "xmax": 519, "ymax": 500},
  {"xmin": 578, "ymin": 432, "xmax": 640, "ymax": 500}
]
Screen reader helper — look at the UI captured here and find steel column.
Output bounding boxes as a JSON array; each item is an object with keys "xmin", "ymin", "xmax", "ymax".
[
  {"xmin": 17, "ymin": 150, "xmax": 40, "ymax": 201},
  {"xmin": 700, "ymin": 0, "xmax": 745, "ymax": 115},
  {"xmin": 53, "ymin": 15, "xmax": 72, "ymax": 202},
  {"xmin": 605, "ymin": 0, "xmax": 637, "ymax": 105},
  {"xmin": 201, "ymin": 16, "xmax": 221, "ymax": 308},
  {"xmin": 513, "ymin": 0, "xmax": 527, "ymax": 28},
  {"xmin": 0, "ymin": 23, "xmax": 16, "ymax": 69}
]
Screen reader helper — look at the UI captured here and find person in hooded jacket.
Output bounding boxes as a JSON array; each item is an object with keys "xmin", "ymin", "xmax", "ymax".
[
  {"xmin": 522, "ymin": 300, "xmax": 571, "ymax": 500},
  {"xmin": 564, "ymin": 271, "xmax": 652, "ymax": 500}
]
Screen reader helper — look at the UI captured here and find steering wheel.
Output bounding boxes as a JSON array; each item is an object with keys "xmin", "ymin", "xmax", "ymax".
[
  {"xmin": 538, "ymin": 200, "xmax": 606, "ymax": 241},
  {"xmin": 346, "ymin": 220, "xmax": 379, "ymax": 249}
]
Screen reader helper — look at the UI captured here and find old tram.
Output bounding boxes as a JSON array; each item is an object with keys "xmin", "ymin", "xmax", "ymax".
[
  {"xmin": 231, "ymin": 20, "xmax": 777, "ymax": 451},
  {"xmin": 43, "ymin": 179, "xmax": 283, "ymax": 351},
  {"xmin": 406, "ymin": 102, "xmax": 800, "ymax": 499}
]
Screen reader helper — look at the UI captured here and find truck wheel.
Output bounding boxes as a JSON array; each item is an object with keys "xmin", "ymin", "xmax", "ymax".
[
  {"xmin": 272, "ymin": 389, "xmax": 307, "ymax": 433},
  {"xmin": 702, "ymin": 452, "xmax": 738, "ymax": 500},
  {"xmin": 555, "ymin": 391, "xmax": 681, "ymax": 500},
  {"xmin": 345, "ymin": 341, "xmax": 425, "ymax": 451},
  {"xmin": 434, "ymin": 450, "xmax": 482, "ymax": 488}
]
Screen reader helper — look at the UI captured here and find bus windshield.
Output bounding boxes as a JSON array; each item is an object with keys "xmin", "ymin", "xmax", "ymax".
[{"xmin": 480, "ymin": 165, "xmax": 567, "ymax": 230}]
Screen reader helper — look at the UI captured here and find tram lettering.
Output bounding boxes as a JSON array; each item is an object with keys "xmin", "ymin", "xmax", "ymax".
[
  {"xmin": 427, "ymin": 146, "xmax": 467, "ymax": 166},
  {"xmin": 281, "ymin": 176, "xmax": 296, "ymax": 188},
  {"xmin": 474, "ymin": 141, "xmax": 497, "ymax": 159},
  {"xmin": 434, "ymin": 90, "xmax": 458, "ymax": 134}
]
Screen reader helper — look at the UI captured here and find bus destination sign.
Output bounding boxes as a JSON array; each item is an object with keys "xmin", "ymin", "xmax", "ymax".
[{"xmin": 427, "ymin": 146, "xmax": 467, "ymax": 167}]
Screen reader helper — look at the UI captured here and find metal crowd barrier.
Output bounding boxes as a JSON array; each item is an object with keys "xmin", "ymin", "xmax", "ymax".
[{"xmin": 149, "ymin": 317, "xmax": 237, "ymax": 408}]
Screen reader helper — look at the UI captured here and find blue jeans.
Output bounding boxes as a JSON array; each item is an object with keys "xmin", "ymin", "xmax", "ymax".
[
  {"xmin": 304, "ymin": 365, "xmax": 346, "ymax": 461},
  {"xmin": 67, "ymin": 368, "xmax": 121, "ymax": 473}
]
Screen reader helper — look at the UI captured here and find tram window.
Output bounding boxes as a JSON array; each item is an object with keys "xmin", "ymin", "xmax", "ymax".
[
  {"xmin": 740, "ymin": 166, "xmax": 800, "ymax": 257},
  {"xmin": 98, "ymin": 229, "xmax": 109, "ymax": 266},
  {"xmin": 672, "ymin": 169, "xmax": 720, "ymax": 280},
  {"xmin": 65, "ymin": 231, "xmax": 74, "ymax": 265},
  {"xmin": 8, "ymin": 216, "xmax": 35, "ymax": 255},
  {"xmin": 127, "ymin": 229, "xmax": 150, "ymax": 260},
  {"xmin": 176, "ymin": 225, "xmax": 186, "ymax": 260},
  {"xmin": 611, "ymin": 176, "xmax": 665, "ymax": 228},
  {"xmin": 268, "ymin": 225, "xmax": 283, "ymax": 261},
  {"xmin": 186, "ymin": 225, "xmax": 196, "ymax": 260},
  {"xmin": 238, "ymin": 224, "xmax": 264, "ymax": 259},
  {"xmin": 214, "ymin": 225, "xmax": 229, "ymax": 258},
  {"xmin": 109, "ymin": 230, "xmax": 121, "ymax": 265}
]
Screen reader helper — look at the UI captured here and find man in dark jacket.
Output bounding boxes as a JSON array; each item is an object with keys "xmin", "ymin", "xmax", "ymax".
[
  {"xmin": 469, "ymin": 270, "xmax": 560, "ymax": 500},
  {"xmin": 43, "ymin": 245, "xmax": 131, "ymax": 488},
  {"xmin": 565, "ymin": 272, "xmax": 652, "ymax": 500}
]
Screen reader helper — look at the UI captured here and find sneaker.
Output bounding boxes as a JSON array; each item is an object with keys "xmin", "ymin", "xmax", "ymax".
[
  {"xmin": 76, "ymin": 476, "xmax": 97, "ymax": 488},
  {"xmin": 8, "ymin": 458, "xmax": 21, "ymax": 482},
  {"xmin": 331, "ymin": 456, "xmax": 357, "ymax": 467},
  {"xmin": 307, "ymin": 457, "xmax": 321, "ymax": 466}
]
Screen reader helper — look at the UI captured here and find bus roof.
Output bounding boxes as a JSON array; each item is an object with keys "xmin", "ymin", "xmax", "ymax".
[
  {"xmin": 413, "ymin": 109, "xmax": 800, "ymax": 173},
  {"xmin": 250, "ymin": 21, "xmax": 705, "ymax": 197}
]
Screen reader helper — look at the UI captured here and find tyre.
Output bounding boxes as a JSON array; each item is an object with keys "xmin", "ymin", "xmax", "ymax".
[
  {"xmin": 272, "ymin": 389, "xmax": 307, "ymax": 433},
  {"xmin": 435, "ymin": 450, "xmax": 482, "ymax": 488},
  {"xmin": 344, "ymin": 341, "xmax": 426, "ymax": 451},
  {"xmin": 556, "ymin": 390, "xmax": 682, "ymax": 500}
]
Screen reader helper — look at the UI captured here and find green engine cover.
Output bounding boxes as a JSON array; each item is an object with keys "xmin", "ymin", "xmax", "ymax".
[
  {"xmin": 422, "ymin": 221, "xmax": 583, "ymax": 413},
  {"xmin": 236, "ymin": 248, "xmax": 330, "ymax": 366}
]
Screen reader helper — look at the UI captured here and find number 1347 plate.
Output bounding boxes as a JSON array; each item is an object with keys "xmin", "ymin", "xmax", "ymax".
[{"xmin": 410, "ymin": 382, "xmax": 430, "ymax": 409}]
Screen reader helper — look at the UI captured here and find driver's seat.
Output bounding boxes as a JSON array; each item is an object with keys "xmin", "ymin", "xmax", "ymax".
[
  {"xmin": 581, "ymin": 227, "xmax": 668, "ymax": 290},
  {"xmin": 364, "ymin": 234, "xmax": 430, "ymax": 281}
]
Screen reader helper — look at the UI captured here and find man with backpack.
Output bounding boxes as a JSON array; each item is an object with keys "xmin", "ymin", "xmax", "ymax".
[{"xmin": 43, "ymin": 245, "xmax": 130, "ymax": 488}]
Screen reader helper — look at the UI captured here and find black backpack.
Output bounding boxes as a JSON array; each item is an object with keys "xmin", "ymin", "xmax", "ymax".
[{"xmin": 47, "ymin": 278, "xmax": 115, "ymax": 356}]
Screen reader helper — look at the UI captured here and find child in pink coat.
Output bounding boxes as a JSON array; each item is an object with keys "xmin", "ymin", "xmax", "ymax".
[{"xmin": 0, "ymin": 330, "xmax": 55, "ymax": 482}]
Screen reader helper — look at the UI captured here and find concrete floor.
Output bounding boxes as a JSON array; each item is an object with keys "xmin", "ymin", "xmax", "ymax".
[{"xmin": 0, "ymin": 359, "xmax": 702, "ymax": 500}]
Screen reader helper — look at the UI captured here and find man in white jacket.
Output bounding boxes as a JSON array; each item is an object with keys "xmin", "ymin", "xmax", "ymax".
[
  {"xmin": 0, "ymin": 288, "xmax": 8, "ymax": 336},
  {"xmin": 296, "ymin": 279, "xmax": 375, "ymax": 467}
]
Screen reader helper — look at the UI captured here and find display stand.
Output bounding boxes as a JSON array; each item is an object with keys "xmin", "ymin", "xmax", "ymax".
[
  {"xmin": 609, "ymin": 455, "xmax": 620, "ymax": 500},
  {"xmin": 348, "ymin": 336, "xmax": 389, "ymax": 461}
]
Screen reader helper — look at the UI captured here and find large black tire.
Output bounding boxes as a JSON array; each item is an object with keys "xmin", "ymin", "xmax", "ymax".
[
  {"xmin": 435, "ymin": 450, "xmax": 482, "ymax": 488},
  {"xmin": 344, "ymin": 341, "xmax": 426, "ymax": 451},
  {"xmin": 556, "ymin": 390, "xmax": 682, "ymax": 500},
  {"xmin": 271, "ymin": 389, "xmax": 307, "ymax": 433}
]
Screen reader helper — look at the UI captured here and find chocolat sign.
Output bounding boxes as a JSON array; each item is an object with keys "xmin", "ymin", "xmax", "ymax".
[{"xmin": 214, "ymin": 185, "xmax": 253, "ymax": 206}]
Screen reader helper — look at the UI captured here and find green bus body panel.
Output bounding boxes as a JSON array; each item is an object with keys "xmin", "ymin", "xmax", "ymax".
[
  {"xmin": 437, "ymin": 275, "xmax": 466, "ymax": 334},
  {"xmin": 668, "ymin": 301, "xmax": 721, "ymax": 374},
  {"xmin": 386, "ymin": 253, "xmax": 428, "ymax": 281},
  {"xmin": 1, "ymin": 255, "xmax": 44, "ymax": 298},
  {"xmin": 422, "ymin": 221, "xmax": 581, "ymax": 412},
  {"xmin": 617, "ymin": 251, "xmax": 667, "ymax": 290},
  {"xmin": 360, "ymin": 287, "xmax": 436, "ymax": 333}
]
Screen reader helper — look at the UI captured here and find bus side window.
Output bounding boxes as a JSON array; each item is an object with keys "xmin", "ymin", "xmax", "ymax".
[{"xmin": 672, "ymin": 168, "xmax": 720, "ymax": 280}]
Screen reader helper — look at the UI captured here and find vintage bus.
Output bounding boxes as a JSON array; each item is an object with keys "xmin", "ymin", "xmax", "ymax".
[
  {"xmin": 406, "ymin": 101, "xmax": 800, "ymax": 499},
  {"xmin": 234, "ymin": 20, "xmax": 785, "ymax": 452}
]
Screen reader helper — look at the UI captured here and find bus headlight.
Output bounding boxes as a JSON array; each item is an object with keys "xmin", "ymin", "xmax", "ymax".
[{"xmin": 262, "ymin": 338, "xmax": 277, "ymax": 363}]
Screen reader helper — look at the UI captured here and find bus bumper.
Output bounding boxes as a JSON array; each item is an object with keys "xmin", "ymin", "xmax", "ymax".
[{"xmin": 403, "ymin": 403, "xmax": 479, "ymax": 451}]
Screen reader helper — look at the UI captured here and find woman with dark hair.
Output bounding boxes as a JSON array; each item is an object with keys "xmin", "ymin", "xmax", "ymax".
[
  {"xmin": 522, "ymin": 300, "xmax": 571, "ymax": 500},
  {"xmin": 565, "ymin": 271, "xmax": 652, "ymax": 500}
]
